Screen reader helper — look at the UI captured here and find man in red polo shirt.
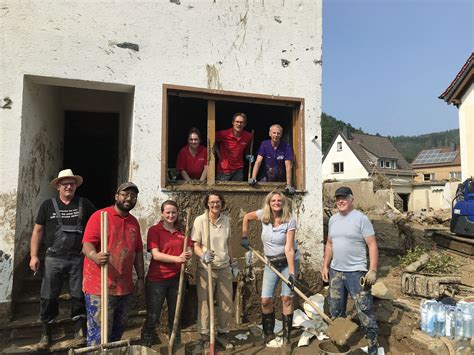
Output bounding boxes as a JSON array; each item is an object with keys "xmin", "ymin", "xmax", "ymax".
[
  {"xmin": 215, "ymin": 112, "xmax": 253, "ymax": 181},
  {"xmin": 82, "ymin": 182, "xmax": 145, "ymax": 346}
]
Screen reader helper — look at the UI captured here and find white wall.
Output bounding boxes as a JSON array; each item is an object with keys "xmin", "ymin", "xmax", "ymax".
[
  {"xmin": 459, "ymin": 85, "xmax": 474, "ymax": 181},
  {"xmin": 322, "ymin": 134, "xmax": 368, "ymax": 180},
  {"xmin": 0, "ymin": 0, "xmax": 323, "ymax": 312}
]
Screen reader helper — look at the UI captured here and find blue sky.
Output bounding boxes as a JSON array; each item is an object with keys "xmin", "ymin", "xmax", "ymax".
[{"xmin": 323, "ymin": 0, "xmax": 473, "ymax": 136}]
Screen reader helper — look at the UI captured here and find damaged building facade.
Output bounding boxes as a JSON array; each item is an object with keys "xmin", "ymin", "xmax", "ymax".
[{"xmin": 0, "ymin": 1, "xmax": 323, "ymax": 318}]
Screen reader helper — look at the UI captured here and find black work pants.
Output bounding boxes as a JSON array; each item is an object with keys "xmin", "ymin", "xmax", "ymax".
[
  {"xmin": 40, "ymin": 254, "xmax": 85, "ymax": 323},
  {"xmin": 142, "ymin": 275, "xmax": 180, "ymax": 334}
]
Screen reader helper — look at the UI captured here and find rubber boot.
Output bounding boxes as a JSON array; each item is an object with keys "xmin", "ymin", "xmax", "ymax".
[
  {"xmin": 262, "ymin": 312, "xmax": 275, "ymax": 345},
  {"xmin": 282, "ymin": 313, "xmax": 293, "ymax": 353},
  {"xmin": 35, "ymin": 323, "xmax": 52, "ymax": 350},
  {"xmin": 141, "ymin": 327, "xmax": 158, "ymax": 348}
]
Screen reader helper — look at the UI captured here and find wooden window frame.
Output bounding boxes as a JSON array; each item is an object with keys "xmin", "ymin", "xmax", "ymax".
[
  {"xmin": 161, "ymin": 84, "xmax": 305, "ymax": 191},
  {"xmin": 333, "ymin": 162, "xmax": 344, "ymax": 173}
]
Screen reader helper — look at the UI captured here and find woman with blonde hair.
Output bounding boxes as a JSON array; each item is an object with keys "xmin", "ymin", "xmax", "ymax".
[{"xmin": 241, "ymin": 190, "xmax": 299, "ymax": 348}]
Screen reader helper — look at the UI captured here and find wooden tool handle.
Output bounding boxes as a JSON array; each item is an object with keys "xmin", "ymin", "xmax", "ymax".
[{"xmin": 100, "ymin": 211, "xmax": 109, "ymax": 344}]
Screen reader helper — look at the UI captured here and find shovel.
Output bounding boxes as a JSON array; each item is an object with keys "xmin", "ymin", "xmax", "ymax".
[
  {"xmin": 168, "ymin": 208, "xmax": 191, "ymax": 355},
  {"xmin": 249, "ymin": 247, "xmax": 358, "ymax": 346}
]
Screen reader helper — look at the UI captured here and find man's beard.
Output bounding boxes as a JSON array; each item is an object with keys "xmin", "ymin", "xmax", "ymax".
[{"xmin": 116, "ymin": 200, "xmax": 136, "ymax": 212}]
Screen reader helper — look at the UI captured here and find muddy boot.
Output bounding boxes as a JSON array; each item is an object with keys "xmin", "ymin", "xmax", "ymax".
[
  {"xmin": 282, "ymin": 313, "xmax": 293, "ymax": 352},
  {"xmin": 141, "ymin": 327, "xmax": 158, "ymax": 348},
  {"xmin": 73, "ymin": 317, "xmax": 87, "ymax": 339},
  {"xmin": 367, "ymin": 337, "xmax": 378, "ymax": 355},
  {"xmin": 35, "ymin": 323, "xmax": 52, "ymax": 350},
  {"xmin": 262, "ymin": 312, "xmax": 275, "ymax": 345},
  {"xmin": 216, "ymin": 332, "xmax": 233, "ymax": 350}
]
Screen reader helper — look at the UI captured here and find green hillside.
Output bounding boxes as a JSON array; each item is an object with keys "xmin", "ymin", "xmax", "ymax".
[{"xmin": 321, "ymin": 112, "xmax": 460, "ymax": 163}]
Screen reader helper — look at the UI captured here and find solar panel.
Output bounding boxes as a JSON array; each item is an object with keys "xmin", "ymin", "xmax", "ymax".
[{"xmin": 412, "ymin": 149, "xmax": 458, "ymax": 165}]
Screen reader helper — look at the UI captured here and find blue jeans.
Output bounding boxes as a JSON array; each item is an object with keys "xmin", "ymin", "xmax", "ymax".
[
  {"xmin": 261, "ymin": 259, "xmax": 299, "ymax": 298},
  {"xmin": 329, "ymin": 269, "xmax": 378, "ymax": 350},
  {"xmin": 85, "ymin": 293, "xmax": 131, "ymax": 346}
]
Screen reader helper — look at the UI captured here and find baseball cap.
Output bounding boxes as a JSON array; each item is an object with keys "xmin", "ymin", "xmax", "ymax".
[
  {"xmin": 116, "ymin": 182, "xmax": 139, "ymax": 194},
  {"xmin": 334, "ymin": 187, "xmax": 353, "ymax": 197}
]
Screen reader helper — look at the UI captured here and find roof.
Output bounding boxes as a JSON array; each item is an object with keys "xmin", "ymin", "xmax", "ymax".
[
  {"xmin": 337, "ymin": 131, "xmax": 415, "ymax": 176},
  {"xmin": 439, "ymin": 52, "xmax": 474, "ymax": 106},
  {"xmin": 412, "ymin": 146, "xmax": 461, "ymax": 168}
]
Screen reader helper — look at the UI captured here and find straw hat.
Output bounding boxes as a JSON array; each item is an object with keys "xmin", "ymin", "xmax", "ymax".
[{"xmin": 51, "ymin": 169, "xmax": 83, "ymax": 187}]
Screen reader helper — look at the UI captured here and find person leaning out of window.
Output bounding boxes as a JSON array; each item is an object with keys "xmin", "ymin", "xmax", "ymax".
[{"xmin": 176, "ymin": 127, "xmax": 208, "ymax": 182}]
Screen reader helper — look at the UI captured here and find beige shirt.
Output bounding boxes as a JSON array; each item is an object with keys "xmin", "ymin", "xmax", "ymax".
[{"xmin": 192, "ymin": 212, "xmax": 231, "ymax": 269}]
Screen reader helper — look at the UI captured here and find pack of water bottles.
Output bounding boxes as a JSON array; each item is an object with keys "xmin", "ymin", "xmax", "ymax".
[{"xmin": 420, "ymin": 299, "xmax": 473, "ymax": 339}]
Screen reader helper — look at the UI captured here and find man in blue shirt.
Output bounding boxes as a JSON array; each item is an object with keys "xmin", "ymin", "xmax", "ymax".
[{"xmin": 248, "ymin": 124, "xmax": 295, "ymax": 193}]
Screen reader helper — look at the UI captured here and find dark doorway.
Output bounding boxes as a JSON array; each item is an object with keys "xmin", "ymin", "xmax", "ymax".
[
  {"xmin": 398, "ymin": 193, "xmax": 410, "ymax": 212},
  {"xmin": 64, "ymin": 111, "xmax": 119, "ymax": 209}
]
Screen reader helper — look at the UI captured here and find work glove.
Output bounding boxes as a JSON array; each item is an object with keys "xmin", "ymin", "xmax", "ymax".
[
  {"xmin": 240, "ymin": 236, "xmax": 250, "ymax": 250},
  {"xmin": 200, "ymin": 250, "xmax": 215, "ymax": 264},
  {"xmin": 360, "ymin": 270, "xmax": 377, "ymax": 288},
  {"xmin": 285, "ymin": 185, "xmax": 295, "ymax": 195},
  {"xmin": 230, "ymin": 261, "xmax": 240, "ymax": 278},
  {"xmin": 246, "ymin": 154, "xmax": 255, "ymax": 163},
  {"xmin": 248, "ymin": 177, "xmax": 257, "ymax": 186},
  {"xmin": 287, "ymin": 273, "xmax": 295, "ymax": 291}
]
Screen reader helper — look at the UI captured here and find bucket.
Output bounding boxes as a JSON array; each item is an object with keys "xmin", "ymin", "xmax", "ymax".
[{"xmin": 318, "ymin": 340, "xmax": 351, "ymax": 355}]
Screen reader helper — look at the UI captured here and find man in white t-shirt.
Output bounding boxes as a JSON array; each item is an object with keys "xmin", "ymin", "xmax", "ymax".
[{"xmin": 321, "ymin": 187, "xmax": 379, "ymax": 355}]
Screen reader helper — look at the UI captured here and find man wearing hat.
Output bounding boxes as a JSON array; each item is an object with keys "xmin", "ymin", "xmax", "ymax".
[
  {"xmin": 321, "ymin": 187, "xmax": 379, "ymax": 355},
  {"xmin": 82, "ymin": 182, "xmax": 145, "ymax": 346},
  {"xmin": 29, "ymin": 169, "xmax": 96, "ymax": 350}
]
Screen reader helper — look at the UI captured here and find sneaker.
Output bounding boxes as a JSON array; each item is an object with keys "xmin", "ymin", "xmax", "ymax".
[{"xmin": 216, "ymin": 332, "xmax": 233, "ymax": 350}]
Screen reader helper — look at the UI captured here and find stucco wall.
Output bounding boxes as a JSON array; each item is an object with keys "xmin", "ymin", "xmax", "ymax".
[
  {"xmin": 413, "ymin": 165, "xmax": 462, "ymax": 182},
  {"xmin": 0, "ymin": 0, "xmax": 323, "ymax": 313},
  {"xmin": 322, "ymin": 134, "xmax": 369, "ymax": 180},
  {"xmin": 459, "ymin": 85, "xmax": 474, "ymax": 181},
  {"xmin": 411, "ymin": 182, "xmax": 457, "ymax": 211}
]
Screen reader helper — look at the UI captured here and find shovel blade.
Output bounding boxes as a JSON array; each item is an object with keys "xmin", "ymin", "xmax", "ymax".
[{"xmin": 326, "ymin": 317, "xmax": 358, "ymax": 346}]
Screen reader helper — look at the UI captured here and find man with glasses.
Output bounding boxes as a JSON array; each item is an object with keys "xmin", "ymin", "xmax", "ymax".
[
  {"xmin": 29, "ymin": 169, "xmax": 96, "ymax": 350},
  {"xmin": 82, "ymin": 182, "xmax": 145, "ymax": 346},
  {"xmin": 215, "ymin": 112, "xmax": 253, "ymax": 181},
  {"xmin": 321, "ymin": 187, "xmax": 379, "ymax": 355}
]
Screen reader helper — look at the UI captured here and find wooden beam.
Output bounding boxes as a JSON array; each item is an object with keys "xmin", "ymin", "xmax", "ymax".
[{"xmin": 207, "ymin": 100, "xmax": 216, "ymax": 185}]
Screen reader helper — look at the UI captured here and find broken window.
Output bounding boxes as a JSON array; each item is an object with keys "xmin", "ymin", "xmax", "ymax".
[
  {"xmin": 162, "ymin": 84, "xmax": 305, "ymax": 191},
  {"xmin": 333, "ymin": 162, "xmax": 344, "ymax": 173}
]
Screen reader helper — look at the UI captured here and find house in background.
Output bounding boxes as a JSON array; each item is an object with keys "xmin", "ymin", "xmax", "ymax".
[
  {"xmin": 439, "ymin": 52, "xmax": 474, "ymax": 181},
  {"xmin": 322, "ymin": 127, "xmax": 415, "ymax": 211},
  {"xmin": 412, "ymin": 145, "xmax": 461, "ymax": 182}
]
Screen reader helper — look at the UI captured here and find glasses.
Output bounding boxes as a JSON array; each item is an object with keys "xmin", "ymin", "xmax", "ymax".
[
  {"xmin": 60, "ymin": 182, "xmax": 77, "ymax": 187},
  {"xmin": 208, "ymin": 201, "xmax": 221, "ymax": 205},
  {"xmin": 119, "ymin": 191, "xmax": 138, "ymax": 200}
]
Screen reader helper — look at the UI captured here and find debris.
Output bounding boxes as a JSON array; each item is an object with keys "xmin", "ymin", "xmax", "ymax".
[
  {"xmin": 266, "ymin": 337, "xmax": 283, "ymax": 348},
  {"xmin": 297, "ymin": 331, "xmax": 314, "ymax": 347},
  {"xmin": 404, "ymin": 252, "xmax": 430, "ymax": 272},
  {"xmin": 371, "ymin": 280, "xmax": 393, "ymax": 300},
  {"xmin": 360, "ymin": 345, "xmax": 385, "ymax": 354},
  {"xmin": 234, "ymin": 333, "xmax": 248, "ymax": 340}
]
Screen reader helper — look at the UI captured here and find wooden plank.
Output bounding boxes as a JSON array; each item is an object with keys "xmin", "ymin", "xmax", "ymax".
[
  {"xmin": 161, "ymin": 85, "xmax": 169, "ymax": 187},
  {"xmin": 293, "ymin": 102, "xmax": 305, "ymax": 190},
  {"xmin": 207, "ymin": 100, "xmax": 216, "ymax": 185}
]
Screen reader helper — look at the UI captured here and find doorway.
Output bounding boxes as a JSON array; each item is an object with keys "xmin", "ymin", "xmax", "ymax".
[{"xmin": 64, "ymin": 111, "xmax": 119, "ymax": 209}]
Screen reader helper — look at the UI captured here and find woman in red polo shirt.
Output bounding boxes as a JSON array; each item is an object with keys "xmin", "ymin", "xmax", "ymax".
[
  {"xmin": 141, "ymin": 200, "xmax": 192, "ymax": 347},
  {"xmin": 176, "ymin": 127, "xmax": 208, "ymax": 181}
]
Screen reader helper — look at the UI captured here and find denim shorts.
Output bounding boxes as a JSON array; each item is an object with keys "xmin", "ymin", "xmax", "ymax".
[{"xmin": 261, "ymin": 258, "xmax": 299, "ymax": 298}]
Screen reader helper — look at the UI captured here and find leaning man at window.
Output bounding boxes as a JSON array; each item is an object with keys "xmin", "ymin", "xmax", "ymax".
[
  {"xmin": 215, "ymin": 112, "xmax": 253, "ymax": 181},
  {"xmin": 249, "ymin": 124, "xmax": 295, "ymax": 194}
]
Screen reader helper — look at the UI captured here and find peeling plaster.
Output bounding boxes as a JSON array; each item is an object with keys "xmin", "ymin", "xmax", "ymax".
[{"xmin": 206, "ymin": 64, "xmax": 223, "ymax": 90}]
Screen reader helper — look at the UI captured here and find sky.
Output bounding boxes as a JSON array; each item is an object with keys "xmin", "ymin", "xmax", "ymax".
[{"xmin": 323, "ymin": 0, "xmax": 474, "ymax": 137}]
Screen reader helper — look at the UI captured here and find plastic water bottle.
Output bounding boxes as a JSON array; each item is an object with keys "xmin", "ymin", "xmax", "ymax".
[
  {"xmin": 463, "ymin": 305, "xmax": 472, "ymax": 339},
  {"xmin": 420, "ymin": 299, "xmax": 429, "ymax": 332},
  {"xmin": 454, "ymin": 307, "xmax": 464, "ymax": 340},
  {"xmin": 426, "ymin": 302, "xmax": 437, "ymax": 337},
  {"xmin": 445, "ymin": 306, "xmax": 455, "ymax": 340},
  {"xmin": 436, "ymin": 303, "xmax": 446, "ymax": 337}
]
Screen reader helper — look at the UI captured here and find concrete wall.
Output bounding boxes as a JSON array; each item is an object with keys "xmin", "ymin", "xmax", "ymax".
[
  {"xmin": 322, "ymin": 134, "xmax": 369, "ymax": 180},
  {"xmin": 459, "ymin": 85, "xmax": 474, "ymax": 181},
  {"xmin": 323, "ymin": 181, "xmax": 391, "ymax": 211},
  {"xmin": 0, "ymin": 0, "xmax": 323, "ymax": 315},
  {"xmin": 411, "ymin": 182, "xmax": 458, "ymax": 211}
]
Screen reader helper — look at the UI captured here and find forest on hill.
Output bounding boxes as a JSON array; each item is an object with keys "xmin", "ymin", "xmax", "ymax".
[{"xmin": 321, "ymin": 112, "xmax": 460, "ymax": 163}]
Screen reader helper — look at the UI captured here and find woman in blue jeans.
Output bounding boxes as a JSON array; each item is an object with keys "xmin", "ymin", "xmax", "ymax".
[
  {"xmin": 141, "ymin": 200, "xmax": 192, "ymax": 347},
  {"xmin": 241, "ymin": 190, "xmax": 299, "ymax": 347}
]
